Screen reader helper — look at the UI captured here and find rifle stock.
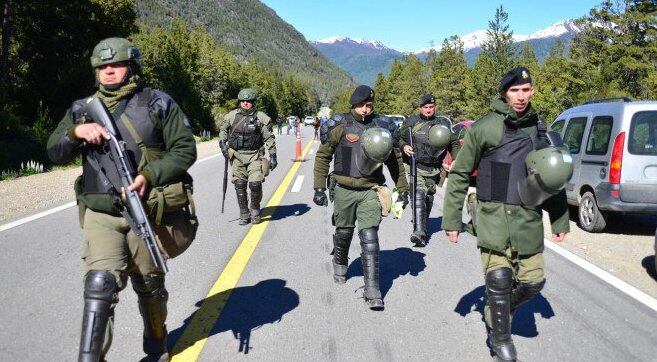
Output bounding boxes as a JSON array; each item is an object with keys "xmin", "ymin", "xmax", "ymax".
[
  {"xmin": 82, "ymin": 97, "xmax": 169, "ymax": 273},
  {"xmin": 407, "ymin": 126, "xmax": 417, "ymax": 230},
  {"xmin": 221, "ymin": 154, "xmax": 228, "ymax": 213}
]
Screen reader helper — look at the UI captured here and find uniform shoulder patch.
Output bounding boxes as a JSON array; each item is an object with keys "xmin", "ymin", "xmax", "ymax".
[{"xmin": 345, "ymin": 133, "xmax": 360, "ymax": 143}]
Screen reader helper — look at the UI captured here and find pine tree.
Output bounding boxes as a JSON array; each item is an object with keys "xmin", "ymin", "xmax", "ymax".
[
  {"xmin": 465, "ymin": 5, "xmax": 518, "ymax": 119},
  {"xmin": 428, "ymin": 36, "xmax": 469, "ymax": 119}
]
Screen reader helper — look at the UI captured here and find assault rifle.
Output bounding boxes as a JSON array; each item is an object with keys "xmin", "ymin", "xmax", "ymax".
[
  {"xmin": 82, "ymin": 97, "xmax": 169, "ymax": 273},
  {"xmin": 221, "ymin": 153, "xmax": 228, "ymax": 213},
  {"xmin": 407, "ymin": 126, "xmax": 418, "ymax": 231}
]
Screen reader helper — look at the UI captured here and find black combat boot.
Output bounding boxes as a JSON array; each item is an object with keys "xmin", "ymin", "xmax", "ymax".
[
  {"xmin": 249, "ymin": 181, "xmax": 263, "ymax": 224},
  {"xmin": 332, "ymin": 228, "xmax": 353, "ymax": 284},
  {"xmin": 359, "ymin": 228, "xmax": 383, "ymax": 310},
  {"xmin": 79, "ymin": 270, "xmax": 117, "ymax": 362},
  {"xmin": 424, "ymin": 193, "xmax": 434, "ymax": 241},
  {"xmin": 131, "ymin": 274, "xmax": 169, "ymax": 362},
  {"xmin": 410, "ymin": 189, "xmax": 428, "ymax": 247},
  {"xmin": 235, "ymin": 180, "xmax": 250, "ymax": 225},
  {"xmin": 486, "ymin": 267, "xmax": 517, "ymax": 361},
  {"xmin": 511, "ymin": 279, "xmax": 545, "ymax": 314}
]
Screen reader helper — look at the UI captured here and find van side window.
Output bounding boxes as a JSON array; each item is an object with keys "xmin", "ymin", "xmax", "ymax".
[
  {"xmin": 550, "ymin": 119, "xmax": 565, "ymax": 134},
  {"xmin": 629, "ymin": 111, "xmax": 657, "ymax": 155},
  {"xmin": 585, "ymin": 116, "xmax": 613, "ymax": 155},
  {"xmin": 563, "ymin": 117, "xmax": 588, "ymax": 154}
]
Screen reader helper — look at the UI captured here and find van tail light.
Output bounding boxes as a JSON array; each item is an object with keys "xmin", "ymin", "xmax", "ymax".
[{"xmin": 609, "ymin": 131, "xmax": 625, "ymax": 189}]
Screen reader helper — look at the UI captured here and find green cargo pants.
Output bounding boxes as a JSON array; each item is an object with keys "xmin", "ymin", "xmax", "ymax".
[
  {"xmin": 404, "ymin": 164, "xmax": 441, "ymax": 195},
  {"xmin": 333, "ymin": 185, "xmax": 382, "ymax": 231},
  {"xmin": 230, "ymin": 149, "xmax": 265, "ymax": 182},
  {"xmin": 82, "ymin": 208, "xmax": 195, "ymax": 353},
  {"xmin": 480, "ymin": 246, "xmax": 545, "ymax": 327}
]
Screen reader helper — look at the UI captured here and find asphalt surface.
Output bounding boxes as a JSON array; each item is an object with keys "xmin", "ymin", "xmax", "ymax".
[{"xmin": 1, "ymin": 127, "xmax": 656, "ymax": 361}]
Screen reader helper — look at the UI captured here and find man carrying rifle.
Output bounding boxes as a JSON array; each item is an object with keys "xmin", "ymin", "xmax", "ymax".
[
  {"xmin": 47, "ymin": 38, "xmax": 197, "ymax": 362},
  {"xmin": 218, "ymin": 88, "xmax": 277, "ymax": 225},
  {"xmin": 399, "ymin": 94, "xmax": 459, "ymax": 246}
]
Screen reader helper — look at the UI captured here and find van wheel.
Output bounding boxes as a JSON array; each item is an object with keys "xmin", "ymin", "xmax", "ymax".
[{"xmin": 578, "ymin": 192, "xmax": 607, "ymax": 232}]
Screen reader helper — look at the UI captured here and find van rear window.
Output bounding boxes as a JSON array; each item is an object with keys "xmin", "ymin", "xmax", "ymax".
[{"xmin": 629, "ymin": 111, "xmax": 657, "ymax": 155}]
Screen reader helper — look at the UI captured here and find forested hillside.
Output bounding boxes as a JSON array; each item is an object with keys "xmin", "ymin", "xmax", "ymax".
[
  {"xmin": 0, "ymin": 0, "xmax": 325, "ymax": 174},
  {"xmin": 357, "ymin": 2, "xmax": 657, "ymax": 125},
  {"xmin": 135, "ymin": 0, "xmax": 355, "ymax": 102}
]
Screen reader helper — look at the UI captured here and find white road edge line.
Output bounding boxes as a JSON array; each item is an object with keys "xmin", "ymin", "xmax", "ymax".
[
  {"xmin": 290, "ymin": 175, "xmax": 304, "ymax": 193},
  {"xmin": 545, "ymin": 238, "xmax": 657, "ymax": 313},
  {"xmin": 0, "ymin": 201, "xmax": 77, "ymax": 232},
  {"xmin": 0, "ymin": 153, "xmax": 222, "ymax": 233}
]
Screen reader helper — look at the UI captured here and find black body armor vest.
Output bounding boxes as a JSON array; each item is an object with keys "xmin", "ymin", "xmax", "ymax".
[
  {"xmin": 228, "ymin": 112, "xmax": 263, "ymax": 150},
  {"xmin": 476, "ymin": 118, "xmax": 548, "ymax": 205},
  {"xmin": 406, "ymin": 115, "xmax": 448, "ymax": 167},
  {"xmin": 333, "ymin": 114, "xmax": 384, "ymax": 179},
  {"xmin": 77, "ymin": 88, "xmax": 163, "ymax": 196}
]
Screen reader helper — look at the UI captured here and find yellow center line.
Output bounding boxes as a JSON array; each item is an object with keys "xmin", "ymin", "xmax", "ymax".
[{"xmin": 171, "ymin": 140, "xmax": 315, "ymax": 361}]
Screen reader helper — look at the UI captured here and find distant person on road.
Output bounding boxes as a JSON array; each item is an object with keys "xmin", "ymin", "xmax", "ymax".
[
  {"xmin": 313, "ymin": 85, "xmax": 409, "ymax": 310},
  {"xmin": 276, "ymin": 115, "xmax": 283, "ymax": 135},
  {"xmin": 47, "ymin": 37, "xmax": 198, "ymax": 362},
  {"xmin": 399, "ymin": 93, "xmax": 460, "ymax": 246},
  {"xmin": 287, "ymin": 115, "xmax": 294, "ymax": 135},
  {"xmin": 442, "ymin": 67, "xmax": 570, "ymax": 361},
  {"xmin": 312, "ymin": 116, "xmax": 320, "ymax": 140},
  {"xmin": 219, "ymin": 88, "xmax": 277, "ymax": 225},
  {"xmin": 294, "ymin": 115, "xmax": 301, "ymax": 137}
]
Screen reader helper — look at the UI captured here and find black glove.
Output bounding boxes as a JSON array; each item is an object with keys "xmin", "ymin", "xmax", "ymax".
[
  {"xmin": 219, "ymin": 140, "xmax": 229, "ymax": 158},
  {"xmin": 399, "ymin": 191, "xmax": 409, "ymax": 209},
  {"xmin": 269, "ymin": 153, "xmax": 277, "ymax": 170},
  {"xmin": 313, "ymin": 188, "xmax": 328, "ymax": 206}
]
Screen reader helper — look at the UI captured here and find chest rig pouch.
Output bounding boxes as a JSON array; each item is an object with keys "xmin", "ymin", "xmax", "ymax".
[
  {"xmin": 228, "ymin": 112, "xmax": 263, "ymax": 150},
  {"xmin": 76, "ymin": 89, "xmax": 196, "ymax": 227},
  {"xmin": 476, "ymin": 118, "xmax": 547, "ymax": 205},
  {"xmin": 410, "ymin": 118, "xmax": 447, "ymax": 166},
  {"xmin": 333, "ymin": 115, "xmax": 384, "ymax": 179}
]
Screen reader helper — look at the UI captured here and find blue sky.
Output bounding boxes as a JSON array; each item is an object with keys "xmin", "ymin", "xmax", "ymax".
[{"xmin": 261, "ymin": 0, "xmax": 602, "ymax": 52}]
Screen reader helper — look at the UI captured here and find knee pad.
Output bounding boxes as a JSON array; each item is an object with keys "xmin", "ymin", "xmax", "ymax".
[
  {"xmin": 359, "ymin": 228, "xmax": 379, "ymax": 253},
  {"xmin": 248, "ymin": 181, "xmax": 262, "ymax": 193},
  {"xmin": 84, "ymin": 270, "xmax": 117, "ymax": 302},
  {"xmin": 485, "ymin": 267, "xmax": 513, "ymax": 294},
  {"xmin": 234, "ymin": 179, "xmax": 247, "ymax": 190},
  {"xmin": 131, "ymin": 274, "xmax": 168, "ymax": 302}
]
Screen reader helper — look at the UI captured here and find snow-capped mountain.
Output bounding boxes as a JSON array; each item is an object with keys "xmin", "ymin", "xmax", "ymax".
[
  {"xmin": 315, "ymin": 36, "xmax": 391, "ymax": 50},
  {"xmin": 311, "ymin": 19, "xmax": 583, "ymax": 85},
  {"xmin": 311, "ymin": 37, "xmax": 404, "ymax": 85}
]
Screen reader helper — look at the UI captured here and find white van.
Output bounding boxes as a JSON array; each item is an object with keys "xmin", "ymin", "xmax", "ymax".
[{"xmin": 552, "ymin": 99, "xmax": 657, "ymax": 232}]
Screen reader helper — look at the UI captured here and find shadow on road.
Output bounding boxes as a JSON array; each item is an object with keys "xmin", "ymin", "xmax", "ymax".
[
  {"xmin": 568, "ymin": 206, "xmax": 657, "ymax": 236},
  {"xmin": 261, "ymin": 203, "xmax": 311, "ymax": 222},
  {"xmin": 642, "ymin": 255, "xmax": 657, "ymax": 282},
  {"xmin": 427, "ymin": 216, "xmax": 443, "ymax": 240},
  {"xmin": 346, "ymin": 247, "xmax": 426, "ymax": 298},
  {"xmin": 168, "ymin": 279, "xmax": 299, "ymax": 356},
  {"xmin": 454, "ymin": 285, "xmax": 555, "ymax": 338}
]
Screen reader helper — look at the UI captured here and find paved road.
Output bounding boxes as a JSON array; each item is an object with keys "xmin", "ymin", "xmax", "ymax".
[{"xmin": 1, "ymin": 127, "xmax": 656, "ymax": 361}]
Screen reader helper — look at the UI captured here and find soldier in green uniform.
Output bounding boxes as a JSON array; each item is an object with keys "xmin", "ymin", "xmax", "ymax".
[
  {"xmin": 313, "ymin": 85, "xmax": 409, "ymax": 310},
  {"xmin": 399, "ymin": 94, "xmax": 460, "ymax": 246},
  {"xmin": 218, "ymin": 89, "xmax": 277, "ymax": 225},
  {"xmin": 47, "ymin": 38, "xmax": 198, "ymax": 362},
  {"xmin": 442, "ymin": 67, "xmax": 570, "ymax": 361}
]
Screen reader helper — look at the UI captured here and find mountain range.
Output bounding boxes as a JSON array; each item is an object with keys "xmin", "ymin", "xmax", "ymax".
[{"xmin": 312, "ymin": 20, "xmax": 582, "ymax": 85}]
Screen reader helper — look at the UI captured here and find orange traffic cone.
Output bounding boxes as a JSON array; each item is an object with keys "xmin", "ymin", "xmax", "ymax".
[{"xmin": 293, "ymin": 135, "xmax": 305, "ymax": 162}]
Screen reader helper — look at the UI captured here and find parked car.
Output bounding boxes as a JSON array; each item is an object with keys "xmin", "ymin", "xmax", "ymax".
[
  {"xmin": 384, "ymin": 114, "xmax": 406, "ymax": 129},
  {"xmin": 552, "ymin": 98, "xmax": 657, "ymax": 232},
  {"xmin": 303, "ymin": 115, "xmax": 315, "ymax": 126}
]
